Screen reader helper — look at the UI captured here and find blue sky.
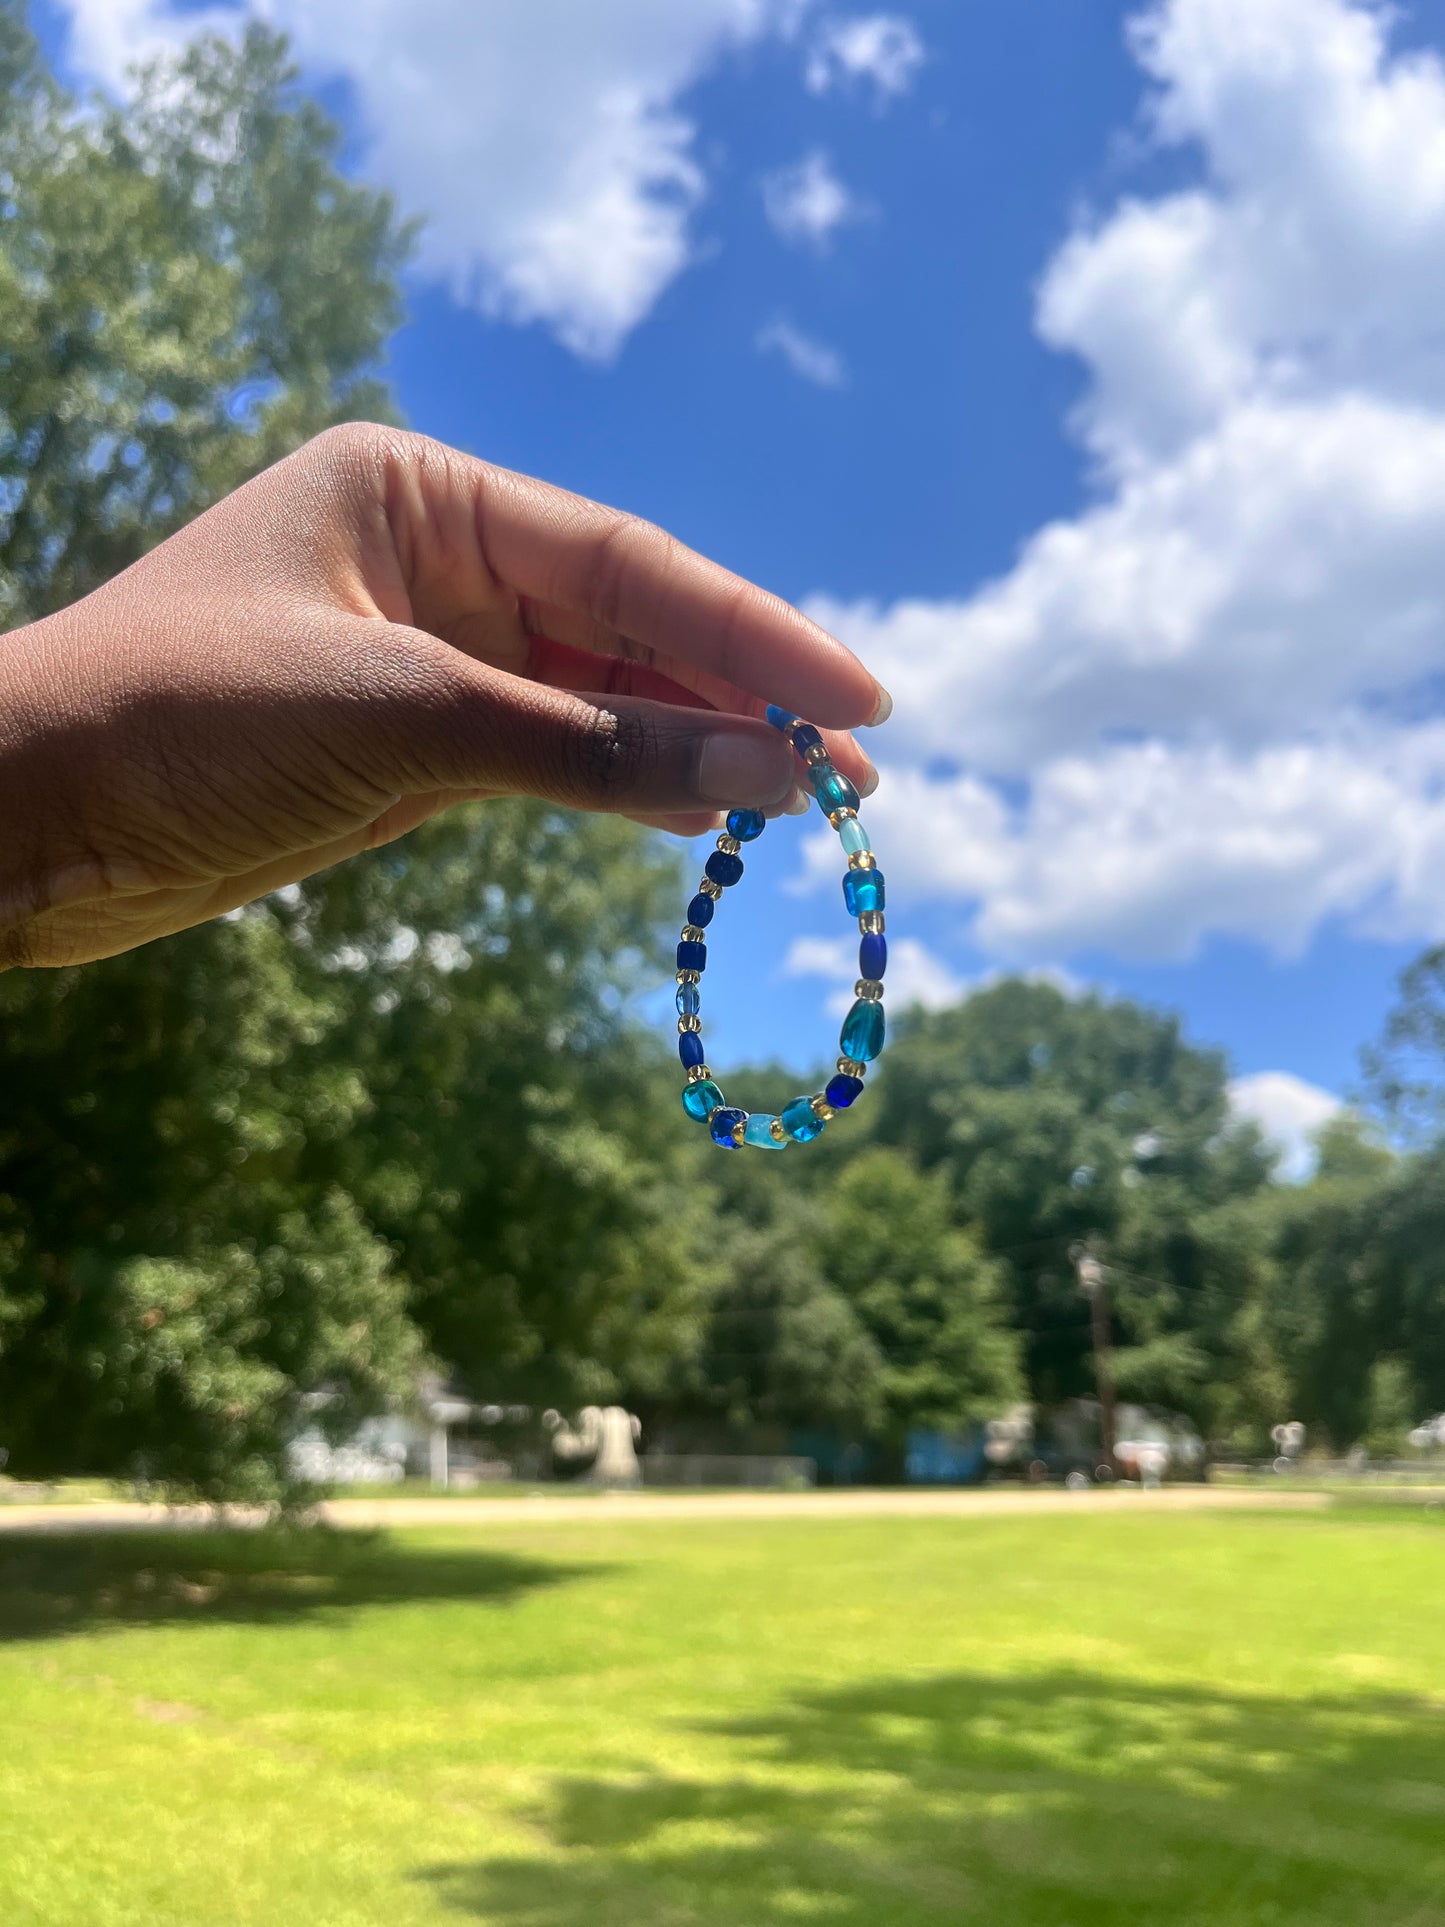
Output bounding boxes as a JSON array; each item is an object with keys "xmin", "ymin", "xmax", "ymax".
[{"xmin": 43, "ymin": 0, "xmax": 1445, "ymax": 1167}]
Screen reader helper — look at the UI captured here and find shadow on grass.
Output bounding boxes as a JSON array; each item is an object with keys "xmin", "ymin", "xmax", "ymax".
[
  {"xmin": 420, "ymin": 1667, "xmax": 1445, "ymax": 1926},
  {"xmin": 0, "ymin": 1527, "xmax": 593, "ymax": 1641}
]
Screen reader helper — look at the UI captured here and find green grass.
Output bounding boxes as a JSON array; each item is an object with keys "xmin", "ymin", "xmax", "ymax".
[{"xmin": 2, "ymin": 1504, "xmax": 1444, "ymax": 1925}]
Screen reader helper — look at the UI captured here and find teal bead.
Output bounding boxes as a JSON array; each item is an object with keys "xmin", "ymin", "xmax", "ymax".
[
  {"xmin": 781, "ymin": 1096, "xmax": 825, "ymax": 1142},
  {"xmin": 681, "ymin": 1078, "xmax": 724, "ymax": 1121},
  {"xmin": 842, "ymin": 867, "xmax": 885, "ymax": 917},
  {"xmin": 838, "ymin": 816, "xmax": 871, "ymax": 857},
  {"xmin": 811, "ymin": 763, "xmax": 860, "ymax": 815},
  {"xmin": 839, "ymin": 997, "xmax": 886, "ymax": 1063},
  {"xmin": 744, "ymin": 1114, "xmax": 788, "ymax": 1149}
]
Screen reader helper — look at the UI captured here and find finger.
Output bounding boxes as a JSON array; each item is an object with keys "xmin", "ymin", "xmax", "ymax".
[
  {"xmin": 370, "ymin": 434, "xmax": 888, "ymax": 730},
  {"xmin": 330, "ymin": 621, "xmax": 800, "ymax": 816}
]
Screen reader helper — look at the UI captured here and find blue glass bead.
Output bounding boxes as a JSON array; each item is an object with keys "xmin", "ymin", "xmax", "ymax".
[
  {"xmin": 765, "ymin": 704, "xmax": 800, "ymax": 733},
  {"xmin": 840, "ymin": 997, "xmax": 886, "ymax": 1063},
  {"xmin": 842, "ymin": 868, "xmax": 885, "ymax": 917},
  {"xmin": 679, "ymin": 1030, "xmax": 705, "ymax": 1070},
  {"xmin": 710, "ymin": 1107, "xmax": 746, "ymax": 1148},
  {"xmin": 687, "ymin": 892, "xmax": 715, "ymax": 929},
  {"xmin": 826, "ymin": 1072, "xmax": 864, "ymax": 1109},
  {"xmin": 811, "ymin": 763, "xmax": 861, "ymax": 815},
  {"xmin": 705, "ymin": 849, "xmax": 744, "ymax": 888},
  {"xmin": 676, "ymin": 939, "xmax": 707, "ymax": 973},
  {"xmin": 726, "ymin": 808, "xmax": 766, "ymax": 842},
  {"xmin": 790, "ymin": 723, "xmax": 824, "ymax": 758},
  {"xmin": 744, "ymin": 1114, "xmax": 788, "ymax": 1149},
  {"xmin": 681, "ymin": 1078, "xmax": 723, "ymax": 1120},
  {"xmin": 838, "ymin": 816, "xmax": 871, "ymax": 858},
  {"xmin": 781, "ymin": 1096, "xmax": 825, "ymax": 1142},
  {"xmin": 675, "ymin": 981, "xmax": 701, "ymax": 1017},
  {"xmin": 859, "ymin": 932, "xmax": 887, "ymax": 981}
]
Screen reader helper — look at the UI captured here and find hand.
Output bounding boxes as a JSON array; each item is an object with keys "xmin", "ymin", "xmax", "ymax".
[{"xmin": 0, "ymin": 424, "xmax": 887, "ymax": 968}]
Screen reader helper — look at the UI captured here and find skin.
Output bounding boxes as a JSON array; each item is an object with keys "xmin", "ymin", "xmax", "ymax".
[{"xmin": 0, "ymin": 424, "xmax": 888, "ymax": 970}]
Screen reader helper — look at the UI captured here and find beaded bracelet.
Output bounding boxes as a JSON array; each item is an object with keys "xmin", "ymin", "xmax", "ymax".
[{"xmin": 674, "ymin": 706, "xmax": 886, "ymax": 1150}]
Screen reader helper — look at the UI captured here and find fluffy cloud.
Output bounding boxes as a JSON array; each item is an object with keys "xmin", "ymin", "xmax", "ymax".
[
  {"xmin": 1228, "ymin": 1070, "xmax": 1343, "ymax": 1181},
  {"xmin": 762, "ymin": 149, "xmax": 860, "ymax": 249},
  {"xmin": 58, "ymin": 0, "xmax": 808, "ymax": 359},
  {"xmin": 804, "ymin": 13, "xmax": 925, "ymax": 101},
  {"xmin": 756, "ymin": 318, "xmax": 848, "ymax": 387},
  {"xmin": 807, "ymin": 0, "xmax": 1445, "ymax": 963}
]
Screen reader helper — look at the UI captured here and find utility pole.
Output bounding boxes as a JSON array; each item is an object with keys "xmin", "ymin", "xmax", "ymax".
[{"xmin": 1074, "ymin": 1243, "xmax": 1117, "ymax": 1478}]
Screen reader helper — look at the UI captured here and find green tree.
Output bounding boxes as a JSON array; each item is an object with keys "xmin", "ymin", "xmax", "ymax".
[{"xmin": 0, "ymin": 5, "xmax": 410, "ymax": 625}]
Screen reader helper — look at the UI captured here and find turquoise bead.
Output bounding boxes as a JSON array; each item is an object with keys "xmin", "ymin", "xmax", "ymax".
[
  {"xmin": 840, "ymin": 997, "xmax": 885, "ymax": 1063},
  {"xmin": 681, "ymin": 1078, "xmax": 724, "ymax": 1121},
  {"xmin": 744, "ymin": 1114, "xmax": 788, "ymax": 1149},
  {"xmin": 838, "ymin": 816, "xmax": 871, "ymax": 857},
  {"xmin": 811, "ymin": 763, "xmax": 861, "ymax": 815},
  {"xmin": 676, "ymin": 981, "xmax": 701, "ymax": 1017},
  {"xmin": 781, "ymin": 1096, "xmax": 825, "ymax": 1142},
  {"xmin": 842, "ymin": 867, "xmax": 885, "ymax": 917},
  {"xmin": 765, "ymin": 705, "xmax": 799, "ymax": 732}
]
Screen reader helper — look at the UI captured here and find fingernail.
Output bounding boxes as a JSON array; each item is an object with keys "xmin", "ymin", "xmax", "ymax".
[
  {"xmin": 860, "ymin": 762, "xmax": 880, "ymax": 799},
  {"xmin": 698, "ymin": 730, "xmax": 794, "ymax": 807},
  {"xmin": 867, "ymin": 683, "xmax": 893, "ymax": 727}
]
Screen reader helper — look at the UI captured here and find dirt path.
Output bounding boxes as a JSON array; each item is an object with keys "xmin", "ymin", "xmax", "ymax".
[{"xmin": 0, "ymin": 1484, "xmax": 1335, "ymax": 1535}]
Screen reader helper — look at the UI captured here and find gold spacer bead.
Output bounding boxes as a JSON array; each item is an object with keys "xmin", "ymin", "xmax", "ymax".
[
  {"xmin": 803, "ymin": 742, "xmax": 828, "ymax": 767},
  {"xmin": 686, "ymin": 1062, "xmax": 710, "ymax": 1083},
  {"xmin": 676, "ymin": 968, "xmax": 701, "ymax": 986},
  {"xmin": 855, "ymin": 979, "xmax": 884, "ymax": 1002},
  {"xmin": 810, "ymin": 1095, "xmax": 837, "ymax": 1122},
  {"xmin": 838, "ymin": 1057, "xmax": 867, "ymax": 1079},
  {"xmin": 682, "ymin": 923, "xmax": 707, "ymax": 942},
  {"xmin": 848, "ymin": 850, "xmax": 878, "ymax": 871},
  {"xmin": 678, "ymin": 1012, "xmax": 702, "ymax": 1034},
  {"xmin": 730, "ymin": 1116, "xmax": 747, "ymax": 1147},
  {"xmin": 717, "ymin": 833, "xmax": 742, "ymax": 855},
  {"xmin": 828, "ymin": 807, "xmax": 857, "ymax": 830},
  {"xmin": 769, "ymin": 1117, "xmax": 788, "ymax": 1144},
  {"xmin": 700, "ymin": 879, "xmax": 723, "ymax": 900},
  {"xmin": 858, "ymin": 911, "xmax": 885, "ymax": 936}
]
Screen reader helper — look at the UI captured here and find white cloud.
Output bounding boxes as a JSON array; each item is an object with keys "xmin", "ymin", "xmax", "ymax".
[
  {"xmin": 57, "ymin": 0, "xmax": 808, "ymax": 360},
  {"xmin": 785, "ymin": 933, "xmax": 970, "ymax": 1013},
  {"xmin": 804, "ymin": 13, "xmax": 924, "ymax": 101},
  {"xmin": 757, "ymin": 318, "xmax": 848, "ymax": 387},
  {"xmin": 762, "ymin": 149, "xmax": 860, "ymax": 249},
  {"xmin": 1228, "ymin": 1070, "xmax": 1343, "ymax": 1181},
  {"xmin": 799, "ymin": 0, "xmax": 1445, "ymax": 964}
]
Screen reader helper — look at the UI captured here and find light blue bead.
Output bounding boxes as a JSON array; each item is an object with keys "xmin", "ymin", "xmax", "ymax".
[
  {"xmin": 839, "ymin": 998, "xmax": 885, "ymax": 1063},
  {"xmin": 842, "ymin": 867, "xmax": 885, "ymax": 917},
  {"xmin": 765, "ymin": 705, "xmax": 799, "ymax": 733},
  {"xmin": 682, "ymin": 1079, "xmax": 724, "ymax": 1121},
  {"xmin": 744, "ymin": 1114, "xmax": 788, "ymax": 1149},
  {"xmin": 676, "ymin": 981, "xmax": 701, "ymax": 1017},
  {"xmin": 838, "ymin": 816, "xmax": 871, "ymax": 857},
  {"xmin": 781, "ymin": 1096, "xmax": 825, "ymax": 1142}
]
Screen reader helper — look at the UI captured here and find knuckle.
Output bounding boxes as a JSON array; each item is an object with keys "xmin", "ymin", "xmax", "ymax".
[
  {"xmin": 566, "ymin": 702, "xmax": 661, "ymax": 804},
  {"xmin": 588, "ymin": 513, "xmax": 675, "ymax": 635}
]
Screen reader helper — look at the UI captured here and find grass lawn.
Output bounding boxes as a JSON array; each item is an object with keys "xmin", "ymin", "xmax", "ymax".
[{"xmin": 2, "ymin": 1502, "xmax": 1443, "ymax": 1925}]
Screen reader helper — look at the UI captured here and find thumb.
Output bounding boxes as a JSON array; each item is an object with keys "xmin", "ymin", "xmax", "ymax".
[{"xmin": 337, "ymin": 625, "xmax": 800, "ymax": 816}]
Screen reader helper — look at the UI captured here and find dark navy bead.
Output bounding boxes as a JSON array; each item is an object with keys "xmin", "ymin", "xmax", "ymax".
[
  {"xmin": 679, "ymin": 1030, "xmax": 705, "ymax": 1069},
  {"xmin": 826, "ymin": 1072, "xmax": 864, "ymax": 1109},
  {"xmin": 726, "ymin": 808, "xmax": 767, "ymax": 842},
  {"xmin": 859, "ymin": 932, "xmax": 887, "ymax": 981},
  {"xmin": 790, "ymin": 723, "xmax": 824, "ymax": 757},
  {"xmin": 676, "ymin": 940, "xmax": 707, "ymax": 973},
  {"xmin": 676, "ymin": 981, "xmax": 701, "ymax": 1017},
  {"xmin": 687, "ymin": 892, "xmax": 715, "ymax": 929},
  {"xmin": 842, "ymin": 867, "xmax": 885, "ymax": 917},
  {"xmin": 765, "ymin": 705, "xmax": 799, "ymax": 732},
  {"xmin": 709, "ymin": 1107, "xmax": 746, "ymax": 1148},
  {"xmin": 705, "ymin": 849, "xmax": 744, "ymax": 888}
]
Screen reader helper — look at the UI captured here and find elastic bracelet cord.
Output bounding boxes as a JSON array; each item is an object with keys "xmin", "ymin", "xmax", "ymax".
[{"xmin": 673, "ymin": 707, "xmax": 886, "ymax": 1150}]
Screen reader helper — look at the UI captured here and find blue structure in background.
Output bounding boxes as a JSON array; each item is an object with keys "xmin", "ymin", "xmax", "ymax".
[{"xmin": 905, "ymin": 1429, "xmax": 988, "ymax": 1485}]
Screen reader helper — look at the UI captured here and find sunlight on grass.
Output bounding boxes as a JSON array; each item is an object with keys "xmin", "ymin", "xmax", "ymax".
[{"xmin": 2, "ymin": 1505, "xmax": 1444, "ymax": 1925}]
